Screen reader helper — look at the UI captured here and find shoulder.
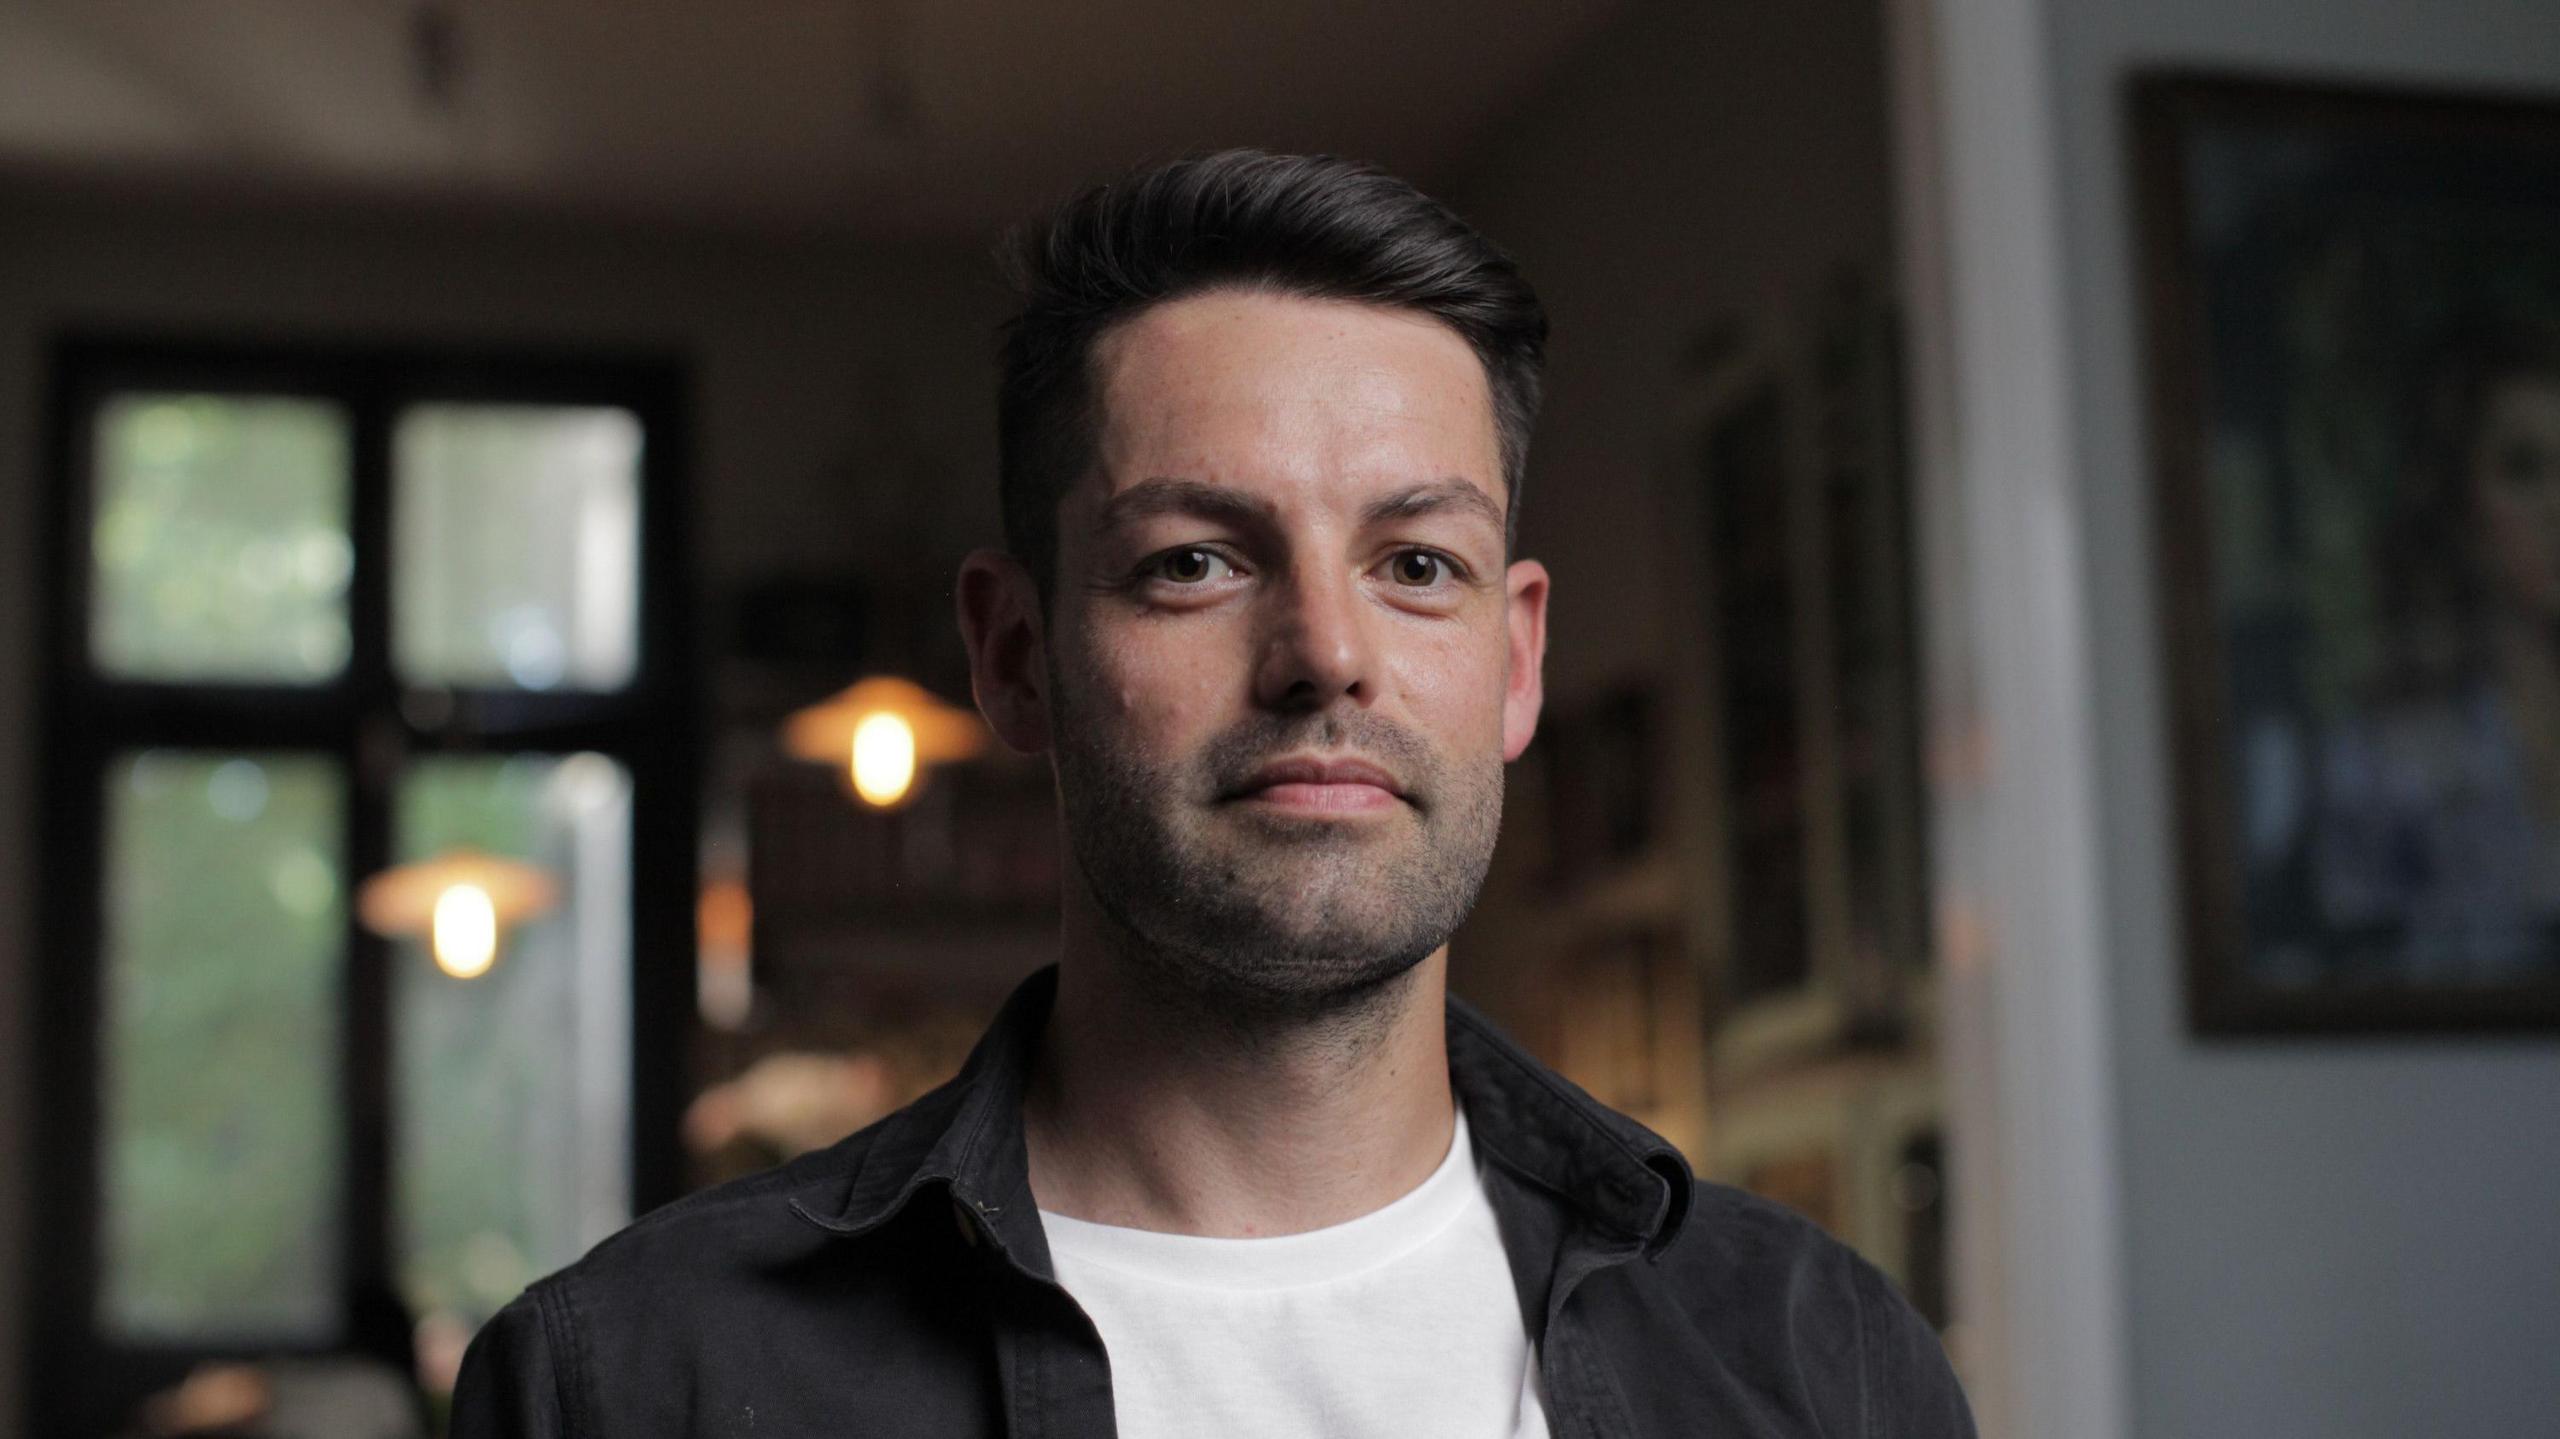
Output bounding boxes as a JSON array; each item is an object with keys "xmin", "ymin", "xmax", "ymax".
[
  {"xmin": 549, "ymin": 1110, "xmax": 900, "ymax": 1301},
  {"xmin": 1642, "ymin": 1177, "xmax": 1871, "ymax": 1324},
  {"xmin": 451, "ymin": 1113, "xmax": 927, "ymax": 1437},
  {"xmin": 1642, "ymin": 1180, "xmax": 1975, "ymax": 1437},
  {"xmin": 464, "ymin": 1111, "xmax": 899, "ymax": 1360}
]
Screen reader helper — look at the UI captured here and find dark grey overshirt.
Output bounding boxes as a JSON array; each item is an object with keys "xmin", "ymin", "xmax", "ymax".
[{"xmin": 453, "ymin": 966, "xmax": 1976, "ymax": 1438}]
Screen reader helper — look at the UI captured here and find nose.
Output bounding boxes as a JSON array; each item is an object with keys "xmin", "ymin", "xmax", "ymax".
[{"xmin": 1253, "ymin": 562, "xmax": 1375, "ymax": 712}]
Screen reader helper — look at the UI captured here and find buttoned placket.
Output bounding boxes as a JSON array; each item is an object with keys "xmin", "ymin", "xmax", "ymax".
[
  {"xmin": 1533, "ymin": 1232, "xmax": 1650, "ymax": 1439},
  {"xmin": 950, "ymin": 1188, "xmax": 1121, "ymax": 1439}
]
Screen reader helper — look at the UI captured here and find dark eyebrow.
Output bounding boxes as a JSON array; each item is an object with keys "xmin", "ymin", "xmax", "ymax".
[
  {"xmin": 1093, "ymin": 475, "xmax": 1505, "ymax": 540},
  {"xmin": 1093, "ymin": 477, "xmax": 1280, "ymax": 533},
  {"xmin": 1359, "ymin": 480, "xmax": 1505, "ymax": 537}
]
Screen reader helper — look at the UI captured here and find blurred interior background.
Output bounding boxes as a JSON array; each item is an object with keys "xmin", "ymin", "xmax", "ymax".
[{"xmin": 2, "ymin": 1, "xmax": 2557, "ymax": 1437}]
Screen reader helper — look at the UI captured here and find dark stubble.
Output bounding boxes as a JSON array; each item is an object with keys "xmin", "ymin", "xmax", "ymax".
[{"xmin": 1049, "ymin": 668, "xmax": 1505, "ymax": 1031}]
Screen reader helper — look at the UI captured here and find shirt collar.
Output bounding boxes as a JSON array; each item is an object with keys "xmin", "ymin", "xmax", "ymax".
[
  {"xmin": 785, "ymin": 965, "xmax": 1054, "ymax": 1267},
  {"xmin": 1445, "ymin": 992, "xmax": 1693, "ymax": 1258},
  {"xmin": 785, "ymin": 964, "xmax": 1693, "ymax": 1262}
]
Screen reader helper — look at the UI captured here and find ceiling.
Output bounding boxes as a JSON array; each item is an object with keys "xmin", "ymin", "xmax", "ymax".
[{"xmin": 0, "ymin": 0, "xmax": 1630, "ymax": 238}]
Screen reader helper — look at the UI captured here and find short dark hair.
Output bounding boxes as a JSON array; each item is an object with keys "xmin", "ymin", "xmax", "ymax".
[{"xmin": 995, "ymin": 149, "xmax": 1548, "ymax": 601}]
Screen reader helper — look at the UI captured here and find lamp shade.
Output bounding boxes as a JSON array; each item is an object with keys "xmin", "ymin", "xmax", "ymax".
[
  {"xmin": 781, "ymin": 675, "xmax": 988, "ymax": 807},
  {"xmin": 356, "ymin": 847, "xmax": 559, "ymax": 940}
]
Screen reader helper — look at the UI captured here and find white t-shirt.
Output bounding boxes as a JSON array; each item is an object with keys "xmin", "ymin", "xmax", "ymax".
[{"xmin": 1039, "ymin": 1107, "xmax": 1550, "ymax": 1439}]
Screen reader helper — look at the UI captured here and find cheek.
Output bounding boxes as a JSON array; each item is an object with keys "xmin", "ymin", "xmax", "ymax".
[
  {"xmin": 1078, "ymin": 621, "xmax": 1239, "ymax": 754},
  {"xmin": 1387, "ymin": 621, "xmax": 1510, "ymax": 744}
]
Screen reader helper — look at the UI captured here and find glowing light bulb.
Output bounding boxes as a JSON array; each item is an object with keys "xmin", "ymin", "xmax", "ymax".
[
  {"xmin": 850, "ymin": 711, "xmax": 919, "ymax": 808},
  {"xmin": 432, "ymin": 882, "xmax": 499, "ymax": 979}
]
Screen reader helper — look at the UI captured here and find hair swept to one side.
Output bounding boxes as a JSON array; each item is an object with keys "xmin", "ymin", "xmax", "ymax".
[{"xmin": 994, "ymin": 148, "xmax": 1547, "ymax": 600}]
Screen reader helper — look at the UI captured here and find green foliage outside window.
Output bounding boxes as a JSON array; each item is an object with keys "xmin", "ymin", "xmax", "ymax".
[
  {"xmin": 91, "ymin": 395, "xmax": 353, "ymax": 684},
  {"xmin": 101, "ymin": 752, "xmax": 346, "ymax": 1340}
]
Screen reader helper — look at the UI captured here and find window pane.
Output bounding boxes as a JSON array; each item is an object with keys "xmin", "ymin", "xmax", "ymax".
[
  {"xmin": 394, "ymin": 754, "xmax": 631, "ymax": 1339},
  {"xmin": 393, "ymin": 406, "xmax": 641, "ymax": 691},
  {"xmin": 100, "ymin": 751, "xmax": 344, "ymax": 1341},
  {"xmin": 90, "ymin": 394, "xmax": 354, "ymax": 684}
]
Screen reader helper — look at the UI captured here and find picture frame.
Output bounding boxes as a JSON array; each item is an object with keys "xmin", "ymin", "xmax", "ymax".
[{"xmin": 2135, "ymin": 72, "xmax": 2560, "ymax": 1032}]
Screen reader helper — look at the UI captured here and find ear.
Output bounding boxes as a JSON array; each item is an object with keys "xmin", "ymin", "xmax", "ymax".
[
  {"xmin": 1500, "ymin": 557, "xmax": 1549, "ymax": 762},
  {"xmin": 956, "ymin": 549, "xmax": 1054, "ymax": 755}
]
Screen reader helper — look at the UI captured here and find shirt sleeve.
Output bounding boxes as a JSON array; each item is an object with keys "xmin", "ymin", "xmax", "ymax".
[
  {"xmin": 449, "ymin": 1290, "xmax": 573, "ymax": 1439},
  {"xmin": 1855, "ymin": 1260, "xmax": 1977, "ymax": 1439}
]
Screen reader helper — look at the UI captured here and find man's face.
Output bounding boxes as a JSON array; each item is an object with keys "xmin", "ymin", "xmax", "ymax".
[
  {"xmin": 2471, "ymin": 374, "xmax": 2560, "ymax": 621},
  {"xmin": 1036, "ymin": 289, "xmax": 1548, "ymax": 1014}
]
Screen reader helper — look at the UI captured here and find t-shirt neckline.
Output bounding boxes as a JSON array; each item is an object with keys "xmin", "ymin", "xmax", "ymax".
[{"xmin": 1037, "ymin": 1106, "xmax": 1479, "ymax": 1293}]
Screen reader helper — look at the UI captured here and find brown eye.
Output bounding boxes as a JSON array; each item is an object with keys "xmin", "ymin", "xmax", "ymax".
[
  {"xmin": 1388, "ymin": 550, "xmax": 1450, "ymax": 587},
  {"xmin": 1154, "ymin": 548, "xmax": 1229, "ymax": 584}
]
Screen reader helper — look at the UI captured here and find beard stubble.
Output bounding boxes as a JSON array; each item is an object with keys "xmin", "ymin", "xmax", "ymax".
[{"xmin": 1049, "ymin": 671, "xmax": 1506, "ymax": 1032}]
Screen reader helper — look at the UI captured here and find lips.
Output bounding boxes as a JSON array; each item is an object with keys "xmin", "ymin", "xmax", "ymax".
[{"xmin": 1227, "ymin": 755, "xmax": 1409, "ymax": 803}]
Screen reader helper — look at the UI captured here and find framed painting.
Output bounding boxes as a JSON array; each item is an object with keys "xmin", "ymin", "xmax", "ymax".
[{"xmin": 2136, "ymin": 73, "xmax": 2560, "ymax": 1031}]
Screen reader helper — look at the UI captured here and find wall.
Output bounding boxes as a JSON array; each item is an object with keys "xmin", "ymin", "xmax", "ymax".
[
  {"xmin": 2034, "ymin": 2, "xmax": 2560, "ymax": 1436},
  {"xmin": 0, "ymin": 186, "xmax": 1012, "ymax": 1428},
  {"xmin": 1447, "ymin": 0, "xmax": 1898, "ymax": 704},
  {"xmin": 1438, "ymin": 0, "xmax": 1902, "ymax": 1046}
]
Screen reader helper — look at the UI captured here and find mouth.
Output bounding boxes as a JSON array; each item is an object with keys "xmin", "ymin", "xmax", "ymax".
[{"xmin": 1223, "ymin": 754, "xmax": 1410, "ymax": 816}]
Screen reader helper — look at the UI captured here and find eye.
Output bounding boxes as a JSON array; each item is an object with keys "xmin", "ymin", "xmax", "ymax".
[
  {"xmin": 1384, "ymin": 549, "xmax": 1454, "ymax": 588},
  {"xmin": 1148, "ymin": 547, "xmax": 1235, "ymax": 585}
]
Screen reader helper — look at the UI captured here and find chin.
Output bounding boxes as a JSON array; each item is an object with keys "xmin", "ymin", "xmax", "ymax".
[{"xmin": 1173, "ymin": 935, "xmax": 1436, "ymax": 1017}]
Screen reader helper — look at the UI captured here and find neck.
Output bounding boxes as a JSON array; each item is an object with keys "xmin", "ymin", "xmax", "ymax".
[{"xmin": 1023, "ymin": 894, "xmax": 1456, "ymax": 1238}]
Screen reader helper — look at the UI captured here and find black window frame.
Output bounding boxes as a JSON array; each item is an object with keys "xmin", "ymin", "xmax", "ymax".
[{"xmin": 30, "ymin": 335, "xmax": 699, "ymax": 1437}]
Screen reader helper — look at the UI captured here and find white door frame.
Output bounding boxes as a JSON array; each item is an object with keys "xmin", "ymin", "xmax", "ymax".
[{"xmin": 1882, "ymin": 0, "xmax": 2133, "ymax": 1433}]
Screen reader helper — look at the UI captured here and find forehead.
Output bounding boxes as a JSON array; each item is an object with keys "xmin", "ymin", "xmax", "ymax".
[{"xmin": 1081, "ymin": 290, "xmax": 1503, "ymax": 518}]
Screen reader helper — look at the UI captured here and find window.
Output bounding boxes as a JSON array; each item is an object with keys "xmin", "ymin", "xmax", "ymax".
[{"xmin": 34, "ymin": 341, "xmax": 695, "ymax": 1436}]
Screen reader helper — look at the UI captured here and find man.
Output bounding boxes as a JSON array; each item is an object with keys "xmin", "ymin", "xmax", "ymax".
[{"xmin": 453, "ymin": 150, "xmax": 1975, "ymax": 1438}]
